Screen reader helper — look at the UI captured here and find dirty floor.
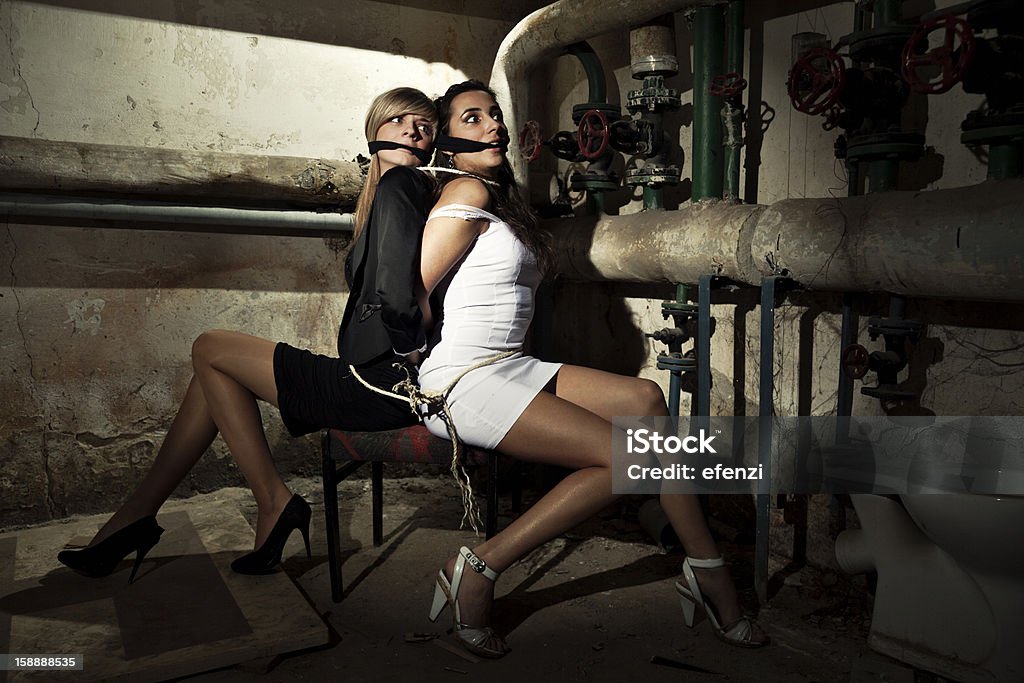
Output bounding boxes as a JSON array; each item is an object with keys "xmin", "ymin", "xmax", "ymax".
[{"xmin": 1, "ymin": 474, "xmax": 889, "ymax": 683}]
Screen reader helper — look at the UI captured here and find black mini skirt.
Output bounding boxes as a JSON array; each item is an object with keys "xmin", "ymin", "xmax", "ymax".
[{"xmin": 273, "ymin": 342, "xmax": 419, "ymax": 437}]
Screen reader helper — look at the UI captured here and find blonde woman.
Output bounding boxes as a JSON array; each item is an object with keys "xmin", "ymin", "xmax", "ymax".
[{"xmin": 58, "ymin": 87, "xmax": 437, "ymax": 581}]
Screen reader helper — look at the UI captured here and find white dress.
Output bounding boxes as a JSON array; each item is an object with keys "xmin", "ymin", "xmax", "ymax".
[{"xmin": 418, "ymin": 203, "xmax": 562, "ymax": 449}]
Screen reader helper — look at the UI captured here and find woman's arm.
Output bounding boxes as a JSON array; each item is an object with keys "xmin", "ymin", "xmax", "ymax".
[
  {"xmin": 371, "ymin": 166, "xmax": 432, "ymax": 359},
  {"xmin": 420, "ymin": 177, "xmax": 492, "ymax": 297}
]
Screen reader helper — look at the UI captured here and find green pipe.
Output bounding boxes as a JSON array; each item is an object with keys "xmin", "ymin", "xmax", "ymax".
[
  {"xmin": 588, "ymin": 191, "xmax": 606, "ymax": 215},
  {"xmin": 726, "ymin": 0, "xmax": 744, "ymax": 75},
  {"xmin": 693, "ymin": 4, "xmax": 725, "ymax": 201},
  {"xmin": 847, "ymin": 159, "xmax": 861, "ymax": 197},
  {"xmin": 567, "ymin": 42, "xmax": 607, "ymax": 105},
  {"xmin": 867, "ymin": 158, "xmax": 898, "ymax": 193},
  {"xmin": 989, "ymin": 144, "xmax": 1023, "ymax": 180},
  {"xmin": 643, "ymin": 187, "xmax": 664, "ymax": 209},
  {"xmin": 874, "ymin": 0, "xmax": 901, "ymax": 27},
  {"xmin": 854, "ymin": 4, "xmax": 866, "ymax": 32}
]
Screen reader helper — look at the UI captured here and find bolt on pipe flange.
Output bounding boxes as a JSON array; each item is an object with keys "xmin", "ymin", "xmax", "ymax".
[
  {"xmin": 657, "ymin": 354, "xmax": 698, "ymax": 372},
  {"xmin": 626, "ymin": 165, "xmax": 681, "ymax": 187},
  {"xmin": 627, "ymin": 83, "xmax": 682, "ymax": 112}
]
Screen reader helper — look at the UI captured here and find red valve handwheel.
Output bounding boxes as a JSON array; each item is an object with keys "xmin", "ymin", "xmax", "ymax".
[
  {"xmin": 710, "ymin": 72, "xmax": 748, "ymax": 99},
  {"xmin": 901, "ymin": 15, "xmax": 976, "ymax": 95},
  {"xmin": 577, "ymin": 109, "xmax": 610, "ymax": 161},
  {"xmin": 519, "ymin": 120, "xmax": 543, "ymax": 163},
  {"xmin": 841, "ymin": 344, "xmax": 871, "ymax": 380},
  {"xmin": 787, "ymin": 47, "xmax": 846, "ymax": 116}
]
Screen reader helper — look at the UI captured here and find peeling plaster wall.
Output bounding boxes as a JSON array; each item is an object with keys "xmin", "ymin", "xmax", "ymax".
[{"xmin": 0, "ymin": 0, "xmax": 543, "ymax": 524}]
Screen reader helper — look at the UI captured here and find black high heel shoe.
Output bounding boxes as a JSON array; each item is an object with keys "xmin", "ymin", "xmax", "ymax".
[
  {"xmin": 231, "ymin": 494, "xmax": 312, "ymax": 575},
  {"xmin": 57, "ymin": 516, "xmax": 164, "ymax": 584}
]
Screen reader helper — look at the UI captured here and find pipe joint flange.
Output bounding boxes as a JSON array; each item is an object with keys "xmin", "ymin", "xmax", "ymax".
[
  {"xmin": 626, "ymin": 86, "xmax": 682, "ymax": 113},
  {"xmin": 860, "ymin": 384, "xmax": 918, "ymax": 401},
  {"xmin": 571, "ymin": 102, "xmax": 621, "ymax": 125},
  {"xmin": 630, "ymin": 54, "xmax": 680, "ymax": 79},
  {"xmin": 626, "ymin": 165, "xmax": 681, "ymax": 187},
  {"xmin": 846, "ymin": 132, "xmax": 926, "ymax": 162},
  {"xmin": 569, "ymin": 171, "xmax": 620, "ymax": 193},
  {"xmin": 661, "ymin": 301, "xmax": 699, "ymax": 318},
  {"xmin": 867, "ymin": 316, "xmax": 922, "ymax": 341},
  {"xmin": 656, "ymin": 353, "xmax": 698, "ymax": 373}
]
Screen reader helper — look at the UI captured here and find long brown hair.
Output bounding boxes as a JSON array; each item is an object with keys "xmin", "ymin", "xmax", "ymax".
[
  {"xmin": 352, "ymin": 87, "xmax": 437, "ymax": 240},
  {"xmin": 432, "ymin": 80, "xmax": 551, "ymax": 272}
]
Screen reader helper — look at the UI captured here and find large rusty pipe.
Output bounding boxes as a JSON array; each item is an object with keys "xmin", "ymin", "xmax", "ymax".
[
  {"xmin": 490, "ymin": 0, "xmax": 706, "ymax": 185},
  {"xmin": 551, "ymin": 180, "xmax": 1024, "ymax": 302}
]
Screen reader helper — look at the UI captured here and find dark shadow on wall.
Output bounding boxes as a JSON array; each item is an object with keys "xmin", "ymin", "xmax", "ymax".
[
  {"xmin": 25, "ymin": 0, "xmax": 550, "ymax": 52},
  {"xmin": 543, "ymin": 280, "xmax": 675, "ymax": 377}
]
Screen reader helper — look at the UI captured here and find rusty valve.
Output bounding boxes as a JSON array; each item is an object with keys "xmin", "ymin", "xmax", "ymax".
[
  {"xmin": 841, "ymin": 343, "xmax": 871, "ymax": 380},
  {"xmin": 787, "ymin": 47, "xmax": 846, "ymax": 116},
  {"xmin": 709, "ymin": 72, "xmax": 748, "ymax": 99},
  {"xmin": 518, "ymin": 120, "xmax": 543, "ymax": 163},
  {"xmin": 901, "ymin": 15, "xmax": 976, "ymax": 95},
  {"xmin": 576, "ymin": 108, "xmax": 611, "ymax": 161}
]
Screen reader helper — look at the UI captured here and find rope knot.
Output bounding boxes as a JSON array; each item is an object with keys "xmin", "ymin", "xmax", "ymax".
[{"xmin": 347, "ymin": 350, "xmax": 517, "ymax": 534}]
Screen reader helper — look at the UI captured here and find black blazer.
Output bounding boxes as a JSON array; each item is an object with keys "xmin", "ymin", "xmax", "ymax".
[{"xmin": 339, "ymin": 166, "xmax": 433, "ymax": 366}]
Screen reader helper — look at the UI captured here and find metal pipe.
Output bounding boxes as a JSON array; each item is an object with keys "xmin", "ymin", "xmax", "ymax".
[
  {"xmin": 0, "ymin": 192, "xmax": 354, "ymax": 236},
  {"xmin": 756, "ymin": 276, "xmax": 780, "ymax": 605},
  {"xmin": 989, "ymin": 144, "xmax": 1023, "ymax": 180},
  {"xmin": 0, "ymin": 134, "xmax": 363, "ymax": 209},
  {"xmin": 847, "ymin": 159, "xmax": 861, "ymax": 197},
  {"xmin": 836, "ymin": 293, "xmax": 856, "ymax": 445},
  {"xmin": 667, "ymin": 282, "xmax": 688, "ymax": 418},
  {"xmin": 723, "ymin": 0, "xmax": 745, "ymax": 201},
  {"xmin": 692, "ymin": 4, "xmax": 725, "ymax": 201},
  {"xmin": 549, "ymin": 180, "xmax": 1024, "ymax": 302},
  {"xmin": 668, "ymin": 370, "xmax": 682, "ymax": 417},
  {"xmin": 867, "ymin": 158, "xmax": 899, "ymax": 193},
  {"xmin": 725, "ymin": 0, "xmax": 744, "ymax": 75},
  {"xmin": 643, "ymin": 187, "xmax": 665, "ymax": 209},
  {"xmin": 874, "ymin": 0, "xmax": 901, "ymax": 27},
  {"xmin": 697, "ymin": 275, "xmax": 713, "ymax": 420},
  {"xmin": 490, "ymin": 0, "xmax": 706, "ymax": 185},
  {"xmin": 567, "ymin": 42, "xmax": 607, "ymax": 104}
]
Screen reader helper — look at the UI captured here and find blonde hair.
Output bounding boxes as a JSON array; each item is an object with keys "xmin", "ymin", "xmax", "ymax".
[{"xmin": 352, "ymin": 87, "xmax": 437, "ymax": 240}]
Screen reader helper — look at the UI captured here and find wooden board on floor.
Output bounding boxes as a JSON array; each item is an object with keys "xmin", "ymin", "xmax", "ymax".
[{"xmin": 0, "ymin": 500, "xmax": 327, "ymax": 682}]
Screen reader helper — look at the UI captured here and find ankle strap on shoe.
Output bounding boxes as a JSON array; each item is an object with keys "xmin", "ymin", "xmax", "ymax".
[
  {"xmin": 686, "ymin": 556, "xmax": 725, "ymax": 569},
  {"xmin": 459, "ymin": 546, "xmax": 499, "ymax": 581}
]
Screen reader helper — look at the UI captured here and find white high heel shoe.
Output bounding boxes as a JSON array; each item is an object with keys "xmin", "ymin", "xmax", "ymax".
[
  {"xmin": 429, "ymin": 546, "xmax": 510, "ymax": 658},
  {"xmin": 675, "ymin": 556, "xmax": 768, "ymax": 648}
]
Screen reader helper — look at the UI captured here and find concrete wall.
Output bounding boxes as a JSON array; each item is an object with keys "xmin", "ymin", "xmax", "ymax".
[{"xmin": 0, "ymin": 0, "xmax": 544, "ymax": 524}]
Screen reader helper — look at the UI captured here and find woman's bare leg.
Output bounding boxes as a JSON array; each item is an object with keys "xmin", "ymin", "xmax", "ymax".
[
  {"xmin": 440, "ymin": 364, "xmax": 666, "ymax": 650},
  {"xmin": 445, "ymin": 364, "xmax": 762, "ymax": 648},
  {"xmin": 90, "ymin": 329, "xmax": 292, "ymax": 550},
  {"xmin": 89, "ymin": 376, "xmax": 218, "ymax": 545},
  {"xmin": 556, "ymin": 366, "xmax": 763, "ymax": 638},
  {"xmin": 440, "ymin": 389, "xmax": 616, "ymax": 652},
  {"xmin": 189, "ymin": 330, "xmax": 293, "ymax": 548}
]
